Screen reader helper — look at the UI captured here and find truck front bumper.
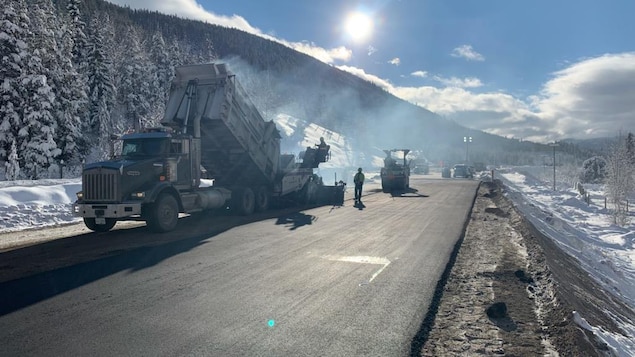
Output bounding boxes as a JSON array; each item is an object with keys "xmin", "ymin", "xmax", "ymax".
[{"xmin": 73, "ymin": 202, "xmax": 142, "ymax": 218}]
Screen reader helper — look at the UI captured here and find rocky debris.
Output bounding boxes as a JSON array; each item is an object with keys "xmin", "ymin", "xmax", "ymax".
[{"xmin": 486, "ymin": 302, "xmax": 508, "ymax": 319}]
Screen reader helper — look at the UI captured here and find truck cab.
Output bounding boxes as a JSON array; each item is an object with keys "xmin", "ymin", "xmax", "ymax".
[{"xmin": 74, "ymin": 128, "xmax": 203, "ymax": 232}]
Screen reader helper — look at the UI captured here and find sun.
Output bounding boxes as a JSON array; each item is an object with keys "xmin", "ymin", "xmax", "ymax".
[{"xmin": 344, "ymin": 12, "xmax": 373, "ymax": 43}]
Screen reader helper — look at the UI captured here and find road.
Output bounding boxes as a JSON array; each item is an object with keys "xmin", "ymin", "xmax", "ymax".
[{"xmin": 0, "ymin": 176, "xmax": 479, "ymax": 356}]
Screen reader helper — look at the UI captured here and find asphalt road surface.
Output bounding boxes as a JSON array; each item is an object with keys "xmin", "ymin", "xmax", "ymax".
[{"xmin": 0, "ymin": 176, "xmax": 479, "ymax": 356}]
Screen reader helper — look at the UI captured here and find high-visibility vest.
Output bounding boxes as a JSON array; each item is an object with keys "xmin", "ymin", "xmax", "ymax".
[{"xmin": 354, "ymin": 173, "xmax": 364, "ymax": 184}]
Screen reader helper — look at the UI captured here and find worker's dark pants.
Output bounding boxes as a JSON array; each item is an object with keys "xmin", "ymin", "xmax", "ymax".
[{"xmin": 354, "ymin": 184, "xmax": 363, "ymax": 201}]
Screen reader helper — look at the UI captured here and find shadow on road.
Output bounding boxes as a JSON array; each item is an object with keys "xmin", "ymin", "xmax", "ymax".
[
  {"xmin": 389, "ymin": 187, "xmax": 429, "ymax": 198},
  {"xmin": 275, "ymin": 212, "xmax": 317, "ymax": 230},
  {"xmin": 353, "ymin": 201, "xmax": 366, "ymax": 210},
  {"xmin": 0, "ymin": 204, "xmax": 328, "ymax": 317}
]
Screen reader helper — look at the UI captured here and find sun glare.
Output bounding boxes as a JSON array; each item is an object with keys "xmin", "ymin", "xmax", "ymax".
[{"xmin": 345, "ymin": 12, "xmax": 373, "ymax": 43}]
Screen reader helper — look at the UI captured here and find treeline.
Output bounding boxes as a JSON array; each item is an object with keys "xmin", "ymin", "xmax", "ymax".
[{"xmin": 1, "ymin": 0, "xmax": 217, "ymax": 179}]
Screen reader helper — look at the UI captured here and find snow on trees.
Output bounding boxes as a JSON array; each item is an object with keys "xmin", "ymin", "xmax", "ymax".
[
  {"xmin": 4, "ymin": 140, "xmax": 20, "ymax": 180},
  {"xmin": 85, "ymin": 15, "xmax": 116, "ymax": 159},
  {"xmin": 605, "ymin": 132, "xmax": 635, "ymax": 225},
  {"xmin": 116, "ymin": 25, "xmax": 152, "ymax": 130},
  {"xmin": 66, "ymin": 0, "xmax": 88, "ymax": 66},
  {"xmin": 0, "ymin": 0, "xmax": 29, "ymax": 166},
  {"xmin": 580, "ymin": 156, "xmax": 608, "ymax": 184}
]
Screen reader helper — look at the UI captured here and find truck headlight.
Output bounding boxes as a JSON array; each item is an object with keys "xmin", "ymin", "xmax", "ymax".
[
  {"xmin": 131, "ymin": 192, "xmax": 146, "ymax": 199},
  {"xmin": 76, "ymin": 191, "xmax": 83, "ymax": 200}
]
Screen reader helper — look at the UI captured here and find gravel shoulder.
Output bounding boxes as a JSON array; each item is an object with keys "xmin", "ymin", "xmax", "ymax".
[{"xmin": 418, "ymin": 179, "xmax": 635, "ymax": 356}]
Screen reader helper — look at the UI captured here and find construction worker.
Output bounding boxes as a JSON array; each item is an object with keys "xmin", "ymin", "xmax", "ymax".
[
  {"xmin": 317, "ymin": 137, "xmax": 328, "ymax": 150},
  {"xmin": 353, "ymin": 167, "xmax": 365, "ymax": 203},
  {"xmin": 315, "ymin": 137, "xmax": 330, "ymax": 163}
]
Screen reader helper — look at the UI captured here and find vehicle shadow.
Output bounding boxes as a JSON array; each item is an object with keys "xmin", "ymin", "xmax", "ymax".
[
  {"xmin": 389, "ymin": 187, "xmax": 429, "ymax": 198},
  {"xmin": 0, "ymin": 204, "xmax": 327, "ymax": 317}
]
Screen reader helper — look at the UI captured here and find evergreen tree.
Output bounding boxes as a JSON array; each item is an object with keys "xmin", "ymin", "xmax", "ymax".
[
  {"xmin": 580, "ymin": 156, "xmax": 607, "ymax": 184},
  {"xmin": 66, "ymin": 0, "xmax": 88, "ymax": 66},
  {"xmin": 21, "ymin": 0, "xmax": 65, "ymax": 177},
  {"xmin": 55, "ymin": 27, "xmax": 90, "ymax": 164},
  {"xmin": 21, "ymin": 51, "xmax": 59, "ymax": 178},
  {"xmin": 625, "ymin": 132, "xmax": 635, "ymax": 165},
  {"xmin": 85, "ymin": 14, "xmax": 116, "ymax": 158},
  {"xmin": 0, "ymin": 0, "xmax": 29, "ymax": 166},
  {"xmin": 117, "ymin": 25, "xmax": 152, "ymax": 130},
  {"xmin": 147, "ymin": 30, "xmax": 174, "ymax": 122}
]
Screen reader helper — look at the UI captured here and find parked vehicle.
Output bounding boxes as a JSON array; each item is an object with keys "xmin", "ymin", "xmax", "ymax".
[
  {"xmin": 452, "ymin": 164, "xmax": 474, "ymax": 179},
  {"xmin": 412, "ymin": 159, "xmax": 429, "ymax": 174},
  {"xmin": 74, "ymin": 63, "xmax": 344, "ymax": 233}
]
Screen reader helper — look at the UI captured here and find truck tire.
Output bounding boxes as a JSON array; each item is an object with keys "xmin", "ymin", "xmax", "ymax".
[
  {"xmin": 254, "ymin": 186, "xmax": 270, "ymax": 212},
  {"xmin": 84, "ymin": 217, "xmax": 116, "ymax": 232},
  {"xmin": 147, "ymin": 193, "xmax": 179, "ymax": 233},
  {"xmin": 231, "ymin": 187, "xmax": 255, "ymax": 215},
  {"xmin": 382, "ymin": 180, "xmax": 391, "ymax": 193}
]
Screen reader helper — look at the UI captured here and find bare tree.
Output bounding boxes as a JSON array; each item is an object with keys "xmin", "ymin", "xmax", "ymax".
[{"xmin": 605, "ymin": 133, "xmax": 635, "ymax": 225}]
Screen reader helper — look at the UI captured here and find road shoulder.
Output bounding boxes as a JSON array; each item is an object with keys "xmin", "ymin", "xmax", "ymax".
[{"xmin": 420, "ymin": 180, "xmax": 612, "ymax": 356}]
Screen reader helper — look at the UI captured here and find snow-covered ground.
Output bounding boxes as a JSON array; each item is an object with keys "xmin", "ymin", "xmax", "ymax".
[{"xmin": 496, "ymin": 167, "xmax": 635, "ymax": 356}]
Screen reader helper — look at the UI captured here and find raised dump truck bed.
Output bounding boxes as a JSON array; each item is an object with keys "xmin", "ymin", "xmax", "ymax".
[
  {"xmin": 74, "ymin": 62, "xmax": 343, "ymax": 233},
  {"xmin": 162, "ymin": 63, "xmax": 280, "ymax": 188}
]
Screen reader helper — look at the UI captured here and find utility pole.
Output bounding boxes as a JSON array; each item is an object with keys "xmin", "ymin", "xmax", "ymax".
[
  {"xmin": 464, "ymin": 136, "xmax": 472, "ymax": 164},
  {"xmin": 550, "ymin": 142, "xmax": 559, "ymax": 191}
]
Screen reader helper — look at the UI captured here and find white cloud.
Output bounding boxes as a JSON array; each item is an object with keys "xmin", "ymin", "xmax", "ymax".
[
  {"xmin": 367, "ymin": 45, "xmax": 378, "ymax": 56},
  {"xmin": 411, "ymin": 71, "xmax": 427, "ymax": 78},
  {"xmin": 388, "ymin": 58, "xmax": 401, "ymax": 66},
  {"xmin": 532, "ymin": 53, "xmax": 635, "ymax": 139},
  {"xmin": 336, "ymin": 65, "xmax": 395, "ymax": 90},
  {"xmin": 107, "ymin": 0, "xmax": 260, "ymax": 33},
  {"xmin": 293, "ymin": 42, "xmax": 353, "ymax": 63},
  {"xmin": 389, "ymin": 53, "xmax": 635, "ymax": 142},
  {"xmin": 451, "ymin": 45, "xmax": 485, "ymax": 61},
  {"xmin": 433, "ymin": 75, "xmax": 482, "ymax": 88},
  {"xmin": 105, "ymin": 0, "xmax": 352, "ymax": 64}
]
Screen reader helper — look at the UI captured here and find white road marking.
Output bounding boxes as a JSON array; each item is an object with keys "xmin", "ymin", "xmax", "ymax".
[{"xmin": 322, "ymin": 255, "xmax": 391, "ymax": 284}]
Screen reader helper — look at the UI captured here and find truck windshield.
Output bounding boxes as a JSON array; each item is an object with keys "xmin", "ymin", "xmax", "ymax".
[{"xmin": 121, "ymin": 139, "xmax": 168, "ymax": 158}]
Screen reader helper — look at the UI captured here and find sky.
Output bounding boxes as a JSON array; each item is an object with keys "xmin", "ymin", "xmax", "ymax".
[{"xmin": 103, "ymin": 0, "xmax": 635, "ymax": 143}]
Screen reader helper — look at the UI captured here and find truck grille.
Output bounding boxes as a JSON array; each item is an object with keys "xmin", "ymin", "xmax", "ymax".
[{"xmin": 83, "ymin": 168, "xmax": 121, "ymax": 202}]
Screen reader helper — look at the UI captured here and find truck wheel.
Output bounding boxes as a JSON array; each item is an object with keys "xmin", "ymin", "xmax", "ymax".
[
  {"xmin": 231, "ymin": 187, "xmax": 255, "ymax": 215},
  {"xmin": 382, "ymin": 180, "xmax": 391, "ymax": 193},
  {"xmin": 147, "ymin": 193, "xmax": 179, "ymax": 233},
  {"xmin": 84, "ymin": 217, "xmax": 116, "ymax": 232},
  {"xmin": 254, "ymin": 186, "xmax": 270, "ymax": 212}
]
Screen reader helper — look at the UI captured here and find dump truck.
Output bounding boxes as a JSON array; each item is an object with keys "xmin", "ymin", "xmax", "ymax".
[
  {"xmin": 380, "ymin": 149, "xmax": 411, "ymax": 192},
  {"xmin": 73, "ymin": 63, "xmax": 343, "ymax": 233}
]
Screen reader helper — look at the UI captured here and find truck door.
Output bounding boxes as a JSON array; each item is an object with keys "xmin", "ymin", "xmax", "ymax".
[{"xmin": 170, "ymin": 139, "xmax": 193, "ymax": 187}]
